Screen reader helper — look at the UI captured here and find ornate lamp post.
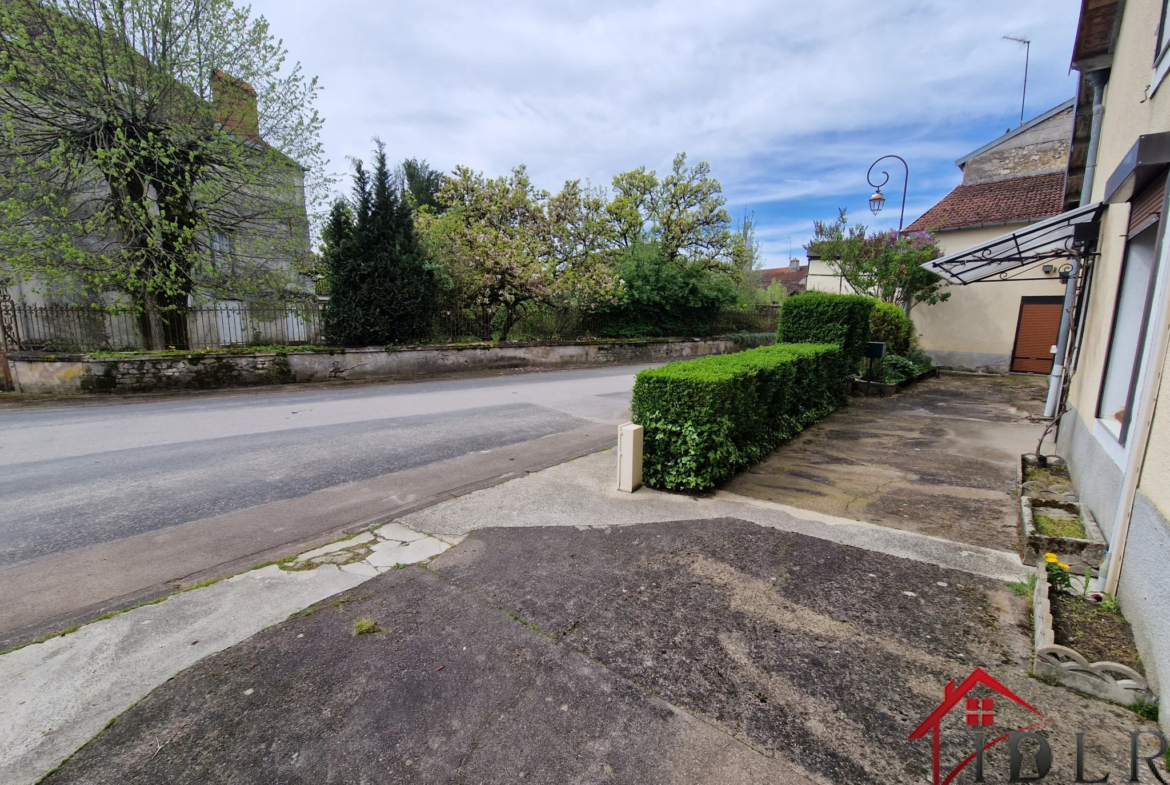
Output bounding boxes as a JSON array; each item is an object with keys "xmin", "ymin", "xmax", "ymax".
[{"xmin": 867, "ymin": 155, "xmax": 909, "ymax": 233}]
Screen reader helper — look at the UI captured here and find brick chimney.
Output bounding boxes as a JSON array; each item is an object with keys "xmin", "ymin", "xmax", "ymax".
[{"xmin": 211, "ymin": 70, "xmax": 260, "ymax": 143}]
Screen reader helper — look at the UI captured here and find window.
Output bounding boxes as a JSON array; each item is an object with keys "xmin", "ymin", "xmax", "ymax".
[
  {"xmin": 210, "ymin": 232, "xmax": 235, "ymax": 271},
  {"xmin": 1097, "ymin": 224, "xmax": 1160, "ymax": 444},
  {"xmin": 1160, "ymin": 0, "xmax": 1170, "ymax": 66}
]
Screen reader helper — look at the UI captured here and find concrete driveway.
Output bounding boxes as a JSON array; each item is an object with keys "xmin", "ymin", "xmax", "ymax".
[
  {"xmin": 723, "ymin": 373, "xmax": 1048, "ymax": 551},
  {"xmin": 40, "ymin": 519, "xmax": 1151, "ymax": 785}
]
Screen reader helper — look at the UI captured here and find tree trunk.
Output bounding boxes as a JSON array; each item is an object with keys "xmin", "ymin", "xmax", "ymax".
[{"xmin": 143, "ymin": 290, "xmax": 167, "ymax": 351}]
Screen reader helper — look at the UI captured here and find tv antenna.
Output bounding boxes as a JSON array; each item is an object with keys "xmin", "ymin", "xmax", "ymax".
[{"xmin": 1003, "ymin": 35, "xmax": 1031, "ymax": 126}]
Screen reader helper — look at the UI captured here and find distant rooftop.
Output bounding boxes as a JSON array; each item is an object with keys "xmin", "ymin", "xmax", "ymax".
[{"xmin": 905, "ymin": 171, "xmax": 1066, "ymax": 233}]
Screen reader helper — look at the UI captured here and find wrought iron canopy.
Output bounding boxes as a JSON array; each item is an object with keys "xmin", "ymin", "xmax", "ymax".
[{"xmin": 923, "ymin": 202, "xmax": 1104, "ymax": 285}]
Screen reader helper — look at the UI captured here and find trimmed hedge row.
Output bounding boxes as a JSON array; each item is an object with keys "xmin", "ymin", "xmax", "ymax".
[
  {"xmin": 776, "ymin": 292, "xmax": 875, "ymax": 368},
  {"xmin": 869, "ymin": 301, "xmax": 914, "ymax": 355},
  {"xmin": 631, "ymin": 343, "xmax": 847, "ymax": 490}
]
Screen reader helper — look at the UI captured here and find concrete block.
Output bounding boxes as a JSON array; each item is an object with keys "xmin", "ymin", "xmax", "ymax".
[{"xmin": 617, "ymin": 423, "xmax": 643, "ymax": 493}]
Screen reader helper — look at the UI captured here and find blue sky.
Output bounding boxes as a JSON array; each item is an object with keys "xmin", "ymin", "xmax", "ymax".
[{"xmin": 247, "ymin": 0, "xmax": 1082, "ymax": 267}]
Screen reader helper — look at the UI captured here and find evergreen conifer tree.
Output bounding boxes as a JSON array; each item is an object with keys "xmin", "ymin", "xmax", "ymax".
[{"xmin": 323, "ymin": 141, "xmax": 437, "ymax": 345}]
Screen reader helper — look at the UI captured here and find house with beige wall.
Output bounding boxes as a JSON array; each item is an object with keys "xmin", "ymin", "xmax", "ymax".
[
  {"xmin": 925, "ymin": 0, "xmax": 1170, "ymax": 730},
  {"xmin": 807, "ymin": 103, "xmax": 1074, "ymax": 371},
  {"xmin": 907, "ymin": 102, "xmax": 1074, "ymax": 372}
]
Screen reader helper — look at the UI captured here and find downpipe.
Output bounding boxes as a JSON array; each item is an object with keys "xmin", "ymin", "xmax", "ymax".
[{"xmin": 1043, "ymin": 255, "xmax": 1079, "ymax": 418}]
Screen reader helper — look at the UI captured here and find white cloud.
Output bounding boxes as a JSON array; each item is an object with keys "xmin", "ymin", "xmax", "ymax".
[{"xmin": 248, "ymin": 0, "xmax": 1081, "ymax": 261}]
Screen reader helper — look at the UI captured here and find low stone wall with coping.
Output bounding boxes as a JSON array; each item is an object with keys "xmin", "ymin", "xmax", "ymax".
[{"xmin": 4, "ymin": 338, "xmax": 741, "ymax": 395}]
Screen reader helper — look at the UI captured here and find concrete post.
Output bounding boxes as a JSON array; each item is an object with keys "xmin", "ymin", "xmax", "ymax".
[{"xmin": 617, "ymin": 423, "xmax": 643, "ymax": 493}]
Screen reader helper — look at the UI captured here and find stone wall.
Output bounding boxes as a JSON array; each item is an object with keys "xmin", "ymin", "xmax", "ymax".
[
  {"xmin": 5, "ymin": 338, "xmax": 742, "ymax": 395},
  {"xmin": 961, "ymin": 106, "xmax": 1073, "ymax": 185}
]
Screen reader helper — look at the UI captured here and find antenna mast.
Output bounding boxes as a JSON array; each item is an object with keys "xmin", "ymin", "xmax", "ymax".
[{"xmin": 1003, "ymin": 35, "xmax": 1031, "ymax": 126}]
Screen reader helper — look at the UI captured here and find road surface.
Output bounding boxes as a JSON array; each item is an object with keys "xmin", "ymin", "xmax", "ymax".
[{"xmin": 0, "ymin": 365, "xmax": 641, "ymax": 640}]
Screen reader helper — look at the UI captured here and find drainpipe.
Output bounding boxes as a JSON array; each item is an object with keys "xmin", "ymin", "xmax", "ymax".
[
  {"xmin": 1044, "ymin": 71, "xmax": 1110, "ymax": 418},
  {"xmin": 1102, "ymin": 189, "xmax": 1170, "ymax": 597},
  {"xmin": 1079, "ymin": 70, "xmax": 1109, "ymax": 206},
  {"xmin": 1044, "ymin": 255, "xmax": 1080, "ymax": 418}
]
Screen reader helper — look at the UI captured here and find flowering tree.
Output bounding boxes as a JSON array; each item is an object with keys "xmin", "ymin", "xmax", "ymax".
[
  {"xmin": 418, "ymin": 166, "xmax": 551, "ymax": 341},
  {"xmin": 807, "ymin": 210, "xmax": 948, "ymax": 314}
]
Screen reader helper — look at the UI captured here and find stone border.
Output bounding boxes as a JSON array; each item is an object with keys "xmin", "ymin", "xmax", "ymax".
[
  {"xmin": 1020, "ymin": 496, "xmax": 1106, "ymax": 568},
  {"xmin": 5, "ymin": 337, "xmax": 740, "ymax": 395},
  {"xmin": 1018, "ymin": 454, "xmax": 1077, "ymax": 502},
  {"xmin": 1032, "ymin": 564, "xmax": 1152, "ymax": 706}
]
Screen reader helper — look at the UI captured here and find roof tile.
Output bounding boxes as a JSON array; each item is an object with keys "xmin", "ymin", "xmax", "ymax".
[{"xmin": 906, "ymin": 172, "xmax": 1066, "ymax": 232}]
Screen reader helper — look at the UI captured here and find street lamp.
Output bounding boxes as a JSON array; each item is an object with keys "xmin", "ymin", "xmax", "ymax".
[{"xmin": 866, "ymin": 155, "xmax": 909, "ymax": 232}]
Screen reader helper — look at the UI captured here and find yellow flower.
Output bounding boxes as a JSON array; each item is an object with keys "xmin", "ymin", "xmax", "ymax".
[
  {"xmin": 1045, "ymin": 553, "xmax": 1058, "ymax": 563},
  {"xmin": 1059, "ymin": 563, "xmax": 1071, "ymax": 570}
]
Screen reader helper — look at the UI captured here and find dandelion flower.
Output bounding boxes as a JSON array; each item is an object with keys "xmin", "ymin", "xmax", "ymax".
[
  {"xmin": 1059, "ymin": 563, "xmax": 1071, "ymax": 570},
  {"xmin": 1045, "ymin": 553, "xmax": 1059, "ymax": 563}
]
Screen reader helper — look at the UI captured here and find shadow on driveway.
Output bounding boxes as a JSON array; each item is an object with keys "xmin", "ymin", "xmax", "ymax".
[{"xmin": 722, "ymin": 373, "xmax": 1049, "ymax": 551}]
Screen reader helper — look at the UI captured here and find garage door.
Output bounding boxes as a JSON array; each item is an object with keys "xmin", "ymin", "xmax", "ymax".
[{"xmin": 1011, "ymin": 297, "xmax": 1065, "ymax": 374}]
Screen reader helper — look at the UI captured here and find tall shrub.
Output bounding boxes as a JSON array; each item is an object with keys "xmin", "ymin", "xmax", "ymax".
[
  {"xmin": 869, "ymin": 301, "xmax": 914, "ymax": 354},
  {"xmin": 777, "ymin": 292, "xmax": 875, "ymax": 369},
  {"xmin": 324, "ymin": 142, "xmax": 437, "ymax": 346}
]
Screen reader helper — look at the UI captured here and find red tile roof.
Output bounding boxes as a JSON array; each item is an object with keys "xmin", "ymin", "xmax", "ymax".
[
  {"xmin": 906, "ymin": 172, "xmax": 1067, "ymax": 233},
  {"xmin": 759, "ymin": 266, "xmax": 807, "ymax": 294}
]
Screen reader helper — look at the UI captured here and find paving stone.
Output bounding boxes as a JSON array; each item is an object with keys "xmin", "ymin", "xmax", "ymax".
[
  {"xmin": 294, "ymin": 531, "xmax": 375, "ymax": 562},
  {"xmin": 372, "ymin": 522, "xmax": 428, "ymax": 543},
  {"xmin": 365, "ymin": 538, "xmax": 449, "ymax": 568}
]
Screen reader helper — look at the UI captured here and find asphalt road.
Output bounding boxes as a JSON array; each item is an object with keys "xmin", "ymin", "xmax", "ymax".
[{"xmin": 0, "ymin": 366, "xmax": 640, "ymax": 570}]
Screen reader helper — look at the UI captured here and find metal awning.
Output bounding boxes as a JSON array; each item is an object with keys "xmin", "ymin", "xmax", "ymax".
[{"xmin": 924, "ymin": 202, "xmax": 1103, "ymax": 284}]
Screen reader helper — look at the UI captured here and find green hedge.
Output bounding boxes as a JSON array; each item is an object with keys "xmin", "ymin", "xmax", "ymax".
[
  {"xmin": 776, "ymin": 293, "xmax": 875, "ymax": 368},
  {"xmin": 869, "ymin": 301, "xmax": 914, "ymax": 355},
  {"xmin": 631, "ymin": 343, "xmax": 847, "ymax": 490}
]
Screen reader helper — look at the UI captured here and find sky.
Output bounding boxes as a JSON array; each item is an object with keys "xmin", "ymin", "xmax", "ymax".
[{"xmin": 246, "ymin": 0, "xmax": 1083, "ymax": 267}]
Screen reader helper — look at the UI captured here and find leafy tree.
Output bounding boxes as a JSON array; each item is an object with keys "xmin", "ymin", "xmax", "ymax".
[
  {"xmin": 399, "ymin": 158, "xmax": 444, "ymax": 212},
  {"xmin": 417, "ymin": 167, "xmax": 624, "ymax": 341},
  {"xmin": 806, "ymin": 210, "xmax": 948, "ymax": 314},
  {"xmin": 323, "ymin": 141, "xmax": 437, "ymax": 346},
  {"xmin": 765, "ymin": 281, "xmax": 789, "ymax": 305},
  {"xmin": 0, "ymin": 0, "xmax": 327, "ymax": 348},
  {"xmin": 594, "ymin": 241, "xmax": 735, "ymax": 337},
  {"xmin": 608, "ymin": 153, "xmax": 733, "ymax": 267}
]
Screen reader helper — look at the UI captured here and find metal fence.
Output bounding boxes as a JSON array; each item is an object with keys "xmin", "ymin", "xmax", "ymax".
[
  {"xmin": 0, "ymin": 299, "xmax": 781, "ymax": 353},
  {"xmin": 0, "ymin": 301, "xmax": 324, "ymax": 353}
]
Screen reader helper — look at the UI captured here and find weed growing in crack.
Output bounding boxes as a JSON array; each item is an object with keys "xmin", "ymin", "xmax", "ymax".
[{"xmin": 353, "ymin": 618, "xmax": 382, "ymax": 636}]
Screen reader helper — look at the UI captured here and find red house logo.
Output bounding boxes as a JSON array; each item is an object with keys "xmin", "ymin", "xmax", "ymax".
[{"xmin": 909, "ymin": 667, "xmax": 1047, "ymax": 785}]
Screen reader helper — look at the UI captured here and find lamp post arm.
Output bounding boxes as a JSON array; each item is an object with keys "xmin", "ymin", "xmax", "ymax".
[{"xmin": 867, "ymin": 155, "xmax": 909, "ymax": 232}]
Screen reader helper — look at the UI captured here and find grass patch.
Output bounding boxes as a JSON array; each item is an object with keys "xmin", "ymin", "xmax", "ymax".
[
  {"xmin": 353, "ymin": 618, "xmax": 381, "ymax": 636},
  {"xmin": 1024, "ymin": 464, "xmax": 1071, "ymax": 487},
  {"xmin": 1034, "ymin": 514, "xmax": 1087, "ymax": 539},
  {"xmin": 1131, "ymin": 698, "xmax": 1159, "ymax": 723},
  {"xmin": 1007, "ymin": 573, "xmax": 1037, "ymax": 597}
]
